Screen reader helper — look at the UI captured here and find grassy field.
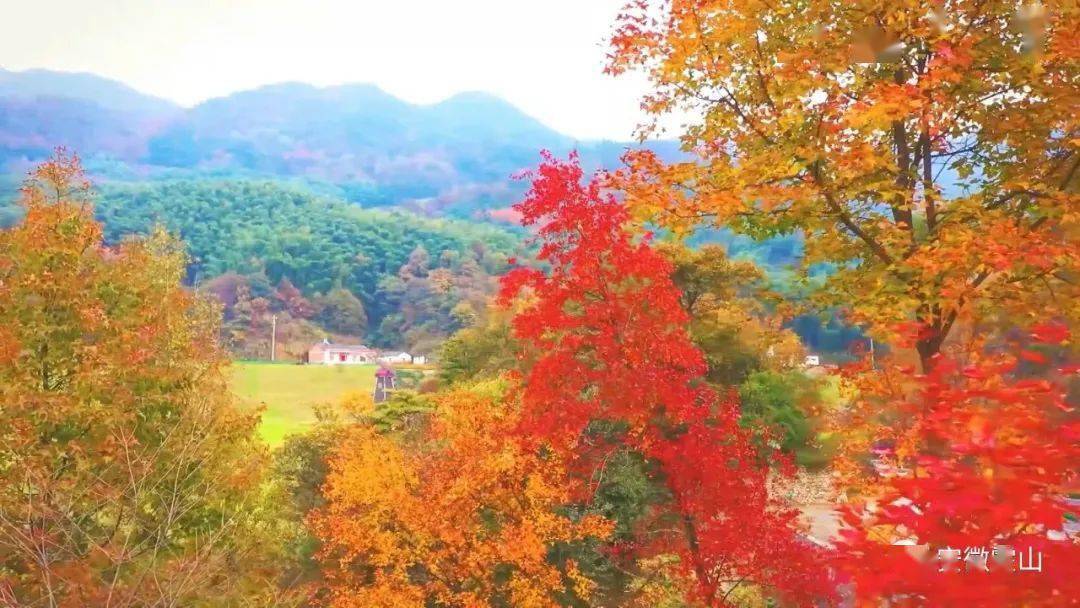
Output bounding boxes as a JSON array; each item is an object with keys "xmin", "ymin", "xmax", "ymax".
[{"xmin": 229, "ymin": 361, "xmax": 376, "ymax": 445}]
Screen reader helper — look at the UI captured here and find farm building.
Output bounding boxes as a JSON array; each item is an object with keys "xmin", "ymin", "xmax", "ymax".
[
  {"xmin": 307, "ymin": 340, "xmax": 377, "ymax": 365},
  {"xmin": 378, "ymin": 352, "xmax": 426, "ymax": 365}
]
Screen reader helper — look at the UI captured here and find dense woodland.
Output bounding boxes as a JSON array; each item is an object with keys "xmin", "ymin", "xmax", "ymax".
[
  {"xmin": 93, "ymin": 180, "xmax": 521, "ymax": 354},
  {"xmin": 1, "ymin": 0, "xmax": 1077, "ymax": 606},
  {"xmin": 88, "ymin": 181, "xmax": 864, "ymax": 359},
  {"xmin": 3, "ymin": 174, "xmax": 859, "ymax": 358}
]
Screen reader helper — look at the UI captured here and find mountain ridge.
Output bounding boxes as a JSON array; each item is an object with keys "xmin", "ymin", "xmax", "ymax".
[
  {"xmin": 0, "ymin": 67, "xmax": 179, "ymax": 116},
  {"xmin": 0, "ymin": 68, "xmax": 678, "ymax": 217}
]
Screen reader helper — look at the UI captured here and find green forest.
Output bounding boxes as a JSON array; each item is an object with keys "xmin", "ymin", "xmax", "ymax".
[
  {"xmin": 1, "ymin": 176, "xmax": 866, "ymax": 358},
  {"xmin": 91, "ymin": 181, "xmax": 524, "ymax": 354}
]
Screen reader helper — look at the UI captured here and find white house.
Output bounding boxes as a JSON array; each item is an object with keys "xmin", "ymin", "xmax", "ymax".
[
  {"xmin": 378, "ymin": 352, "xmax": 414, "ymax": 364},
  {"xmin": 307, "ymin": 340, "xmax": 377, "ymax": 365},
  {"xmin": 803, "ymin": 354, "xmax": 821, "ymax": 367}
]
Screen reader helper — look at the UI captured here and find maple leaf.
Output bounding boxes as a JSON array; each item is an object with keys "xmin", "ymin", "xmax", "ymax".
[{"xmin": 1031, "ymin": 322, "xmax": 1070, "ymax": 345}]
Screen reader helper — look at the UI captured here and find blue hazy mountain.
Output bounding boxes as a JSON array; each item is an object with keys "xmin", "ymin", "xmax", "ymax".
[
  {"xmin": 0, "ymin": 69, "xmax": 679, "ymax": 216},
  {"xmin": 0, "ymin": 68, "xmax": 179, "ymax": 116}
]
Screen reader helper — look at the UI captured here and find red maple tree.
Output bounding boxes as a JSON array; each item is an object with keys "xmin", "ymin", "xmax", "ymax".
[
  {"xmin": 835, "ymin": 325, "xmax": 1080, "ymax": 605},
  {"xmin": 500, "ymin": 153, "xmax": 834, "ymax": 606}
]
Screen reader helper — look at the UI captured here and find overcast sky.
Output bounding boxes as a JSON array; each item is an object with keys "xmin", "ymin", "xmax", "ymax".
[{"xmin": 0, "ymin": 0, "xmax": 665, "ymax": 141}]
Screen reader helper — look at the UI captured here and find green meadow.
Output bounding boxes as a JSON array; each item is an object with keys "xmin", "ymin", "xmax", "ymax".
[{"xmin": 229, "ymin": 361, "xmax": 376, "ymax": 445}]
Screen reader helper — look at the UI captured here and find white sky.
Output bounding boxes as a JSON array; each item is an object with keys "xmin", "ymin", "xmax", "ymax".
[{"xmin": 0, "ymin": 0, "xmax": 663, "ymax": 141}]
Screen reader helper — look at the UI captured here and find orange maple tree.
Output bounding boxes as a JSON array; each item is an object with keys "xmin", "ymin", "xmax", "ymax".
[
  {"xmin": 607, "ymin": 0, "xmax": 1079, "ymax": 371},
  {"xmin": 311, "ymin": 383, "xmax": 611, "ymax": 608},
  {"xmin": 0, "ymin": 152, "xmax": 283, "ymax": 606}
]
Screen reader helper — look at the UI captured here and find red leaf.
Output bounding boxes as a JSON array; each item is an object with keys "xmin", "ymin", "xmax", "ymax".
[
  {"xmin": 1019, "ymin": 350, "xmax": 1048, "ymax": 364},
  {"xmin": 1030, "ymin": 321, "xmax": 1069, "ymax": 344}
]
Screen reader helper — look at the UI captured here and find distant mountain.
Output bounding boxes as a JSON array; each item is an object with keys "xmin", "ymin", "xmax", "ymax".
[
  {"xmin": 0, "ymin": 69, "xmax": 179, "ymax": 176},
  {"xmin": 422, "ymin": 91, "xmax": 569, "ymax": 144},
  {"xmin": 0, "ymin": 69, "xmax": 680, "ymax": 217},
  {"xmin": 0, "ymin": 68, "xmax": 179, "ymax": 116}
]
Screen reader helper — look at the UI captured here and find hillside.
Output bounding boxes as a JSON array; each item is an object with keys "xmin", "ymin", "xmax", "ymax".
[
  {"xmin": 0, "ymin": 69, "xmax": 680, "ymax": 217},
  {"xmin": 94, "ymin": 180, "xmax": 523, "ymax": 352}
]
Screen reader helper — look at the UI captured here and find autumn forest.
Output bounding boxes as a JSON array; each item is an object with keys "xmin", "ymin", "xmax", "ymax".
[{"xmin": 1, "ymin": 0, "xmax": 1078, "ymax": 606}]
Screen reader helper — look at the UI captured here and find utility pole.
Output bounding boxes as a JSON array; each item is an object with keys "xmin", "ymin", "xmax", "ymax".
[
  {"xmin": 869, "ymin": 337, "xmax": 876, "ymax": 370},
  {"xmin": 271, "ymin": 314, "xmax": 277, "ymax": 362}
]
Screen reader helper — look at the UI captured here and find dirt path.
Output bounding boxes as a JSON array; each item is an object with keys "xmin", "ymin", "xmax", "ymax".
[{"xmin": 772, "ymin": 468, "xmax": 844, "ymax": 545}]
